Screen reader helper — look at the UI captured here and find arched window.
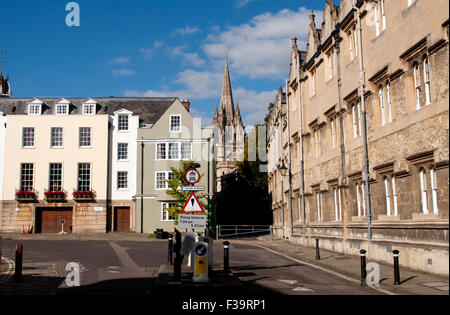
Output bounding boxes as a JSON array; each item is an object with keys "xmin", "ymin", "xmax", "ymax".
[
  {"xmin": 413, "ymin": 62, "xmax": 422, "ymax": 110},
  {"xmin": 430, "ymin": 167, "xmax": 439, "ymax": 214},
  {"xmin": 419, "ymin": 168, "xmax": 429, "ymax": 214},
  {"xmin": 423, "ymin": 55, "xmax": 431, "ymax": 105}
]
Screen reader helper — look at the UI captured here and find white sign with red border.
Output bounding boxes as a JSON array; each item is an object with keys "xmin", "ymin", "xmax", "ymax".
[
  {"xmin": 182, "ymin": 192, "xmax": 205, "ymax": 214},
  {"xmin": 185, "ymin": 168, "xmax": 201, "ymax": 185}
]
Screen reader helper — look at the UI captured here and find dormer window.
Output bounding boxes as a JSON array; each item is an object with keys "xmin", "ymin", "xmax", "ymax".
[
  {"xmin": 28, "ymin": 99, "xmax": 43, "ymax": 115},
  {"xmin": 83, "ymin": 99, "xmax": 97, "ymax": 115},
  {"xmin": 55, "ymin": 99, "xmax": 70, "ymax": 115},
  {"xmin": 118, "ymin": 115, "xmax": 129, "ymax": 131}
]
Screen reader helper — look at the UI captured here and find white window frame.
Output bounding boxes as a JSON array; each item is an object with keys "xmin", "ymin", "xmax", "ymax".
[
  {"xmin": 20, "ymin": 163, "xmax": 34, "ymax": 192},
  {"xmin": 55, "ymin": 103, "xmax": 69, "ymax": 115},
  {"xmin": 423, "ymin": 56, "xmax": 431, "ymax": 106},
  {"xmin": 51, "ymin": 127, "xmax": 63, "ymax": 148},
  {"xmin": 170, "ymin": 115, "xmax": 182, "ymax": 132},
  {"xmin": 28, "ymin": 103, "xmax": 42, "ymax": 115},
  {"xmin": 168, "ymin": 142, "xmax": 180, "ymax": 160},
  {"xmin": 331, "ymin": 118, "xmax": 336, "ymax": 149},
  {"xmin": 156, "ymin": 143, "xmax": 167, "ymax": 160},
  {"xmin": 352, "ymin": 103, "xmax": 362, "ymax": 138},
  {"xmin": 419, "ymin": 168, "xmax": 429, "ymax": 214},
  {"xmin": 117, "ymin": 143, "xmax": 128, "ymax": 161},
  {"xmin": 118, "ymin": 115, "xmax": 129, "ymax": 132},
  {"xmin": 82, "ymin": 103, "xmax": 96, "ymax": 115},
  {"xmin": 22, "ymin": 127, "xmax": 35, "ymax": 148},
  {"xmin": 49, "ymin": 163, "xmax": 63, "ymax": 192},
  {"xmin": 316, "ymin": 191, "xmax": 322, "ymax": 222},
  {"xmin": 430, "ymin": 168, "xmax": 439, "ymax": 215},
  {"xmin": 386, "ymin": 82, "xmax": 392, "ymax": 123},
  {"xmin": 384, "ymin": 177, "xmax": 391, "ymax": 216},
  {"xmin": 155, "ymin": 171, "xmax": 174, "ymax": 191},
  {"xmin": 161, "ymin": 202, "xmax": 177, "ymax": 222},
  {"xmin": 79, "ymin": 127, "xmax": 92, "ymax": 148},
  {"xmin": 380, "ymin": 0, "xmax": 386, "ymax": 31},
  {"xmin": 374, "ymin": 1, "xmax": 381, "ymax": 36},
  {"xmin": 413, "ymin": 62, "xmax": 422, "ymax": 110},
  {"xmin": 181, "ymin": 142, "xmax": 192, "ymax": 160},
  {"xmin": 391, "ymin": 177, "xmax": 398, "ymax": 216},
  {"xmin": 379, "ymin": 85, "xmax": 386, "ymax": 127},
  {"xmin": 117, "ymin": 171, "xmax": 128, "ymax": 190}
]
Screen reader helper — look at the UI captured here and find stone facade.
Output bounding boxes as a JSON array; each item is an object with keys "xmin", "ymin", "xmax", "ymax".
[{"xmin": 268, "ymin": 0, "xmax": 449, "ymax": 275}]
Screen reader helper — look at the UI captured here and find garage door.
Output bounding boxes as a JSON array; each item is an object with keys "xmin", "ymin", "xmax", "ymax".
[
  {"xmin": 37, "ymin": 208, "xmax": 73, "ymax": 233},
  {"xmin": 114, "ymin": 207, "xmax": 130, "ymax": 232}
]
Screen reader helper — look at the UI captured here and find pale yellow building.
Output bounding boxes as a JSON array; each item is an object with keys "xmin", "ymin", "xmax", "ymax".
[{"xmin": 268, "ymin": 0, "xmax": 449, "ymax": 275}]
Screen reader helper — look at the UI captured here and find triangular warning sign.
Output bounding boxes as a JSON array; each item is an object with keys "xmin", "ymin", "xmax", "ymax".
[{"xmin": 182, "ymin": 192, "xmax": 205, "ymax": 214}]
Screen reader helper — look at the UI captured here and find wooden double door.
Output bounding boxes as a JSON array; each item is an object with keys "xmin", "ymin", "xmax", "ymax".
[{"xmin": 36, "ymin": 207, "xmax": 73, "ymax": 233}]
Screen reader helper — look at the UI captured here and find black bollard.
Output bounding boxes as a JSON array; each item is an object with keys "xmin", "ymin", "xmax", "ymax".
[
  {"xmin": 360, "ymin": 249, "xmax": 367, "ymax": 286},
  {"xmin": 168, "ymin": 235, "xmax": 173, "ymax": 265},
  {"xmin": 223, "ymin": 241, "xmax": 230, "ymax": 276},
  {"xmin": 15, "ymin": 244, "xmax": 23, "ymax": 283},
  {"xmin": 315, "ymin": 239, "xmax": 320, "ymax": 260},
  {"xmin": 393, "ymin": 250, "xmax": 400, "ymax": 285},
  {"xmin": 173, "ymin": 229, "xmax": 182, "ymax": 282}
]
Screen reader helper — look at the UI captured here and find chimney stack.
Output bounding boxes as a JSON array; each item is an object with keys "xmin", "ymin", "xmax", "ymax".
[{"xmin": 181, "ymin": 99, "xmax": 190, "ymax": 112}]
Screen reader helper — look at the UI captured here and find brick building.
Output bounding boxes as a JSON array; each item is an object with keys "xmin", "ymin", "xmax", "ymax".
[{"xmin": 268, "ymin": 0, "xmax": 449, "ymax": 275}]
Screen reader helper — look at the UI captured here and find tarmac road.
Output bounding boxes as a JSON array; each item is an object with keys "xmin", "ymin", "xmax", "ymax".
[{"xmin": 1, "ymin": 237, "xmax": 384, "ymax": 295}]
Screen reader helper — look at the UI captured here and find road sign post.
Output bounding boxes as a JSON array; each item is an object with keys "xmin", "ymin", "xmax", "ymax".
[{"xmin": 193, "ymin": 242, "xmax": 209, "ymax": 283}]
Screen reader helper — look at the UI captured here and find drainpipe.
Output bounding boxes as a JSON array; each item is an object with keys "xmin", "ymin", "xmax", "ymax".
[
  {"xmin": 106, "ymin": 121, "xmax": 112, "ymax": 233},
  {"xmin": 278, "ymin": 101, "xmax": 285, "ymax": 239},
  {"xmin": 286, "ymin": 79, "xmax": 294, "ymax": 237},
  {"xmin": 354, "ymin": 0, "xmax": 372, "ymax": 246},
  {"xmin": 334, "ymin": 34, "xmax": 348, "ymax": 186},
  {"xmin": 297, "ymin": 55, "xmax": 307, "ymax": 236},
  {"xmin": 140, "ymin": 138, "xmax": 144, "ymax": 233}
]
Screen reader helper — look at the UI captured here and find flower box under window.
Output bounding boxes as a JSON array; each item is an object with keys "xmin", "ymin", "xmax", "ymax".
[
  {"xmin": 44, "ymin": 190, "xmax": 67, "ymax": 202},
  {"xmin": 15, "ymin": 190, "xmax": 37, "ymax": 202},
  {"xmin": 73, "ymin": 190, "xmax": 95, "ymax": 201}
]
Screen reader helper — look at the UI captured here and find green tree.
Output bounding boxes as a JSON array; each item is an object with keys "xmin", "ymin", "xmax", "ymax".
[{"xmin": 166, "ymin": 161, "xmax": 207, "ymax": 224}]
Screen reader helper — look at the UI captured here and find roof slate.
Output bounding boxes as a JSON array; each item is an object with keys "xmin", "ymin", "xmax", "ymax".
[{"xmin": 0, "ymin": 97, "xmax": 178, "ymax": 124}]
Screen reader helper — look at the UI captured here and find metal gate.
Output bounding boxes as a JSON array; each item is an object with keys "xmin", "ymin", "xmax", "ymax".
[{"xmin": 216, "ymin": 225, "xmax": 272, "ymax": 241}]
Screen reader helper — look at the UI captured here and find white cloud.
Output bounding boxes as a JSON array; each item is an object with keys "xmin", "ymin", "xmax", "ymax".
[
  {"xmin": 234, "ymin": 0, "xmax": 258, "ymax": 9},
  {"xmin": 125, "ymin": 69, "xmax": 222, "ymax": 100},
  {"xmin": 203, "ymin": 7, "xmax": 320, "ymax": 79},
  {"xmin": 113, "ymin": 69, "xmax": 135, "ymax": 77},
  {"xmin": 170, "ymin": 46, "xmax": 206, "ymax": 67},
  {"xmin": 233, "ymin": 87, "xmax": 277, "ymax": 126},
  {"xmin": 109, "ymin": 57, "xmax": 130, "ymax": 65},
  {"xmin": 140, "ymin": 40, "xmax": 164, "ymax": 60},
  {"xmin": 171, "ymin": 25, "xmax": 202, "ymax": 37}
]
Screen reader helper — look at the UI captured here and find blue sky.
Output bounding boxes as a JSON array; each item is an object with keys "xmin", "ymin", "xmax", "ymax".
[{"xmin": 1, "ymin": 0, "xmax": 324, "ymax": 126}]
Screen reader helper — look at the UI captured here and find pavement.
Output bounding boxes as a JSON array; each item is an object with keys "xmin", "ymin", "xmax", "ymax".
[
  {"xmin": 0, "ymin": 232, "xmax": 448, "ymax": 296},
  {"xmin": 248, "ymin": 236, "xmax": 449, "ymax": 295}
]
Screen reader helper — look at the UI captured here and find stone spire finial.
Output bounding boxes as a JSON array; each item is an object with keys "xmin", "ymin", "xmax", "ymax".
[{"xmin": 219, "ymin": 56, "xmax": 235, "ymax": 123}]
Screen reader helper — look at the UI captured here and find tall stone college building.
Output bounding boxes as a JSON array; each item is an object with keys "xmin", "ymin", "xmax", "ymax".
[{"xmin": 267, "ymin": 0, "xmax": 449, "ymax": 275}]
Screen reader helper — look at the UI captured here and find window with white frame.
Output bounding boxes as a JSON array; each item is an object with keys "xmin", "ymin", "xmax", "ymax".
[
  {"xmin": 314, "ymin": 128, "xmax": 320, "ymax": 157},
  {"xmin": 117, "ymin": 143, "xmax": 128, "ymax": 160},
  {"xmin": 348, "ymin": 26, "xmax": 358, "ymax": 61},
  {"xmin": 419, "ymin": 167, "xmax": 439, "ymax": 215},
  {"xmin": 28, "ymin": 103, "xmax": 42, "ymax": 115},
  {"xmin": 356, "ymin": 181, "xmax": 367, "ymax": 217},
  {"xmin": 49, "ymin": 163, "xmax": 63, "ymax": 192},
  {"xmin": 310, "ymin": 70, "xmax": 316, "ymax": 96},
  {"xmin": 118, "ymin": 115, "xmax": 129, "ymax": 131},
  {"xmin": 77, "ymin": 163, "xmax": 91, "ymax": 191},
  {"xmin": 117, "ymin": 171, "xmax": 128, "ymax": 189},
  {"xmin": 386, "ymin": 82, "xmax": 393, "ymax": 123},
  {"xmin": 55, "ymin": 103, "xmax": 69, "ymax": 115},
  {"xmin": 379, "ymin": 82, "xmax": 393, "ymax": 127},
  {"xmin": 413, "ymin": 62, "xmax": 422, "ymax": 110},
  {"xmin": 20, "ymin": 163, "xmax": 34, "ymax": 192},
  {"xmin": 83, "ymin": 102, "xmax": 96, "ymax": 115},
  {"xmin": 156, "ymin": 143, "xmax": 167, "ymax": 160},
  {"xmin": 327, "ymin": 50, "xmax": 334, "ymax": 80},
  {"xmin": 181, "ymin": 142, "xmax": 192, "ymax": 160},
  {"xmin": 352, "ymin": 102, "xmax": 362, "ymax": 138},
  {"xmin": 423, "ymin": 56, "xmax": 431, "ymax": 105},
  {"xmin": 51, "ymin": 128, "xmax": 63, "ymax": 147},
  {"xmin": 155, "ymin": 171, "xmax": 174, "ymax": 190},
  {"xmin": 315, "ymin": 190, "xmax": 324, "ymax": 222},
  {"xmin": 373, "ymin": 0, "xmax": 386, "ymax": 37},
  {"xmin": 333, "ymin": 187, "xmax": 343, "ymax": 221},
  {"xmin": 79, "ymin": 127, "xmax": 91, "ymax": 147},
  {"xmin": 330, "ymin": 117, "xmax": 337, "ymax": 149},
  {"xmin": 161, "ymin": 202, "xmax": 177, "ymax": 222},
  {"xmin": 168, "ymin": 143, "xmax": 180, "ymax": 160},
  {"xmin": 22, "ymin": 128, "xmax": 35, "ymax": 147},
  {"xmin": 170, "ymin": 115, "xmax": 181, "ymax": 132},
  {"xmin": 383, "ymin": 175, "xmax": 399, "ymax": 216},
  {"xmin": 408, "ymin": 0, "xmax": 415, "ymax": 7},
  {"xmin": 384, "ymin": 176, "xmax": 392, "ymax": 216}
]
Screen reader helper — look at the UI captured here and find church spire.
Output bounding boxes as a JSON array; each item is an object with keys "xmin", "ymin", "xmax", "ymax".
[{"xmin": 219, "ymin": 56, "xmax": 235, "ymax": 123}]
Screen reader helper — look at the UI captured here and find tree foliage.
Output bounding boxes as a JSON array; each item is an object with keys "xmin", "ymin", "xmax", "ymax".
[{"xmin": 166, "ymin": 160, "xmax": 207, "ymax": 224}]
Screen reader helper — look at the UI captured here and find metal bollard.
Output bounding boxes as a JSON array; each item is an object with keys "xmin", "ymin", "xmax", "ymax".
[
  {"xmin": 360, "ymin": 249, "xmax": 367, "ymax": 286},
  {"xmin": 393, "ymin": 250, "xmax": 400, "ymax": 285},
  {"xmin": 315, "ymin": 239, "xmax": 320, "ymax": 260},
  {"xmin": 174, "ymin": 229, "xmax": 182, "ymax": 282},
  {"xmin": 168, "ymin": 235, "xmax": 173, "ymax": 265},
  {"xmin": 15, "ymin": 244, "xmax": 23, "ymax": 283},
  {"xmin": 223, "ymin": 241, "xmax": 230, "ymax": 276}
]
